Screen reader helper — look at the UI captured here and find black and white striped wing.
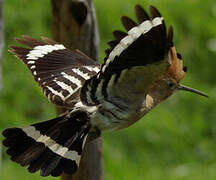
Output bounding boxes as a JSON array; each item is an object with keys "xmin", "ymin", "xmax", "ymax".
[
  {"xmin": 81, "ymin": 5, "xmax": 173, "ymax": 105},
  {"xmin": 10, "ymin": 36, "xmax": 100, "ymax": 107}
]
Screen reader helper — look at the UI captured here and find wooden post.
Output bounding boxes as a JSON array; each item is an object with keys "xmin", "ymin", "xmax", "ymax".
[{"xmin": 51, "ymin": 0, "xmax": 104, "ymax": 180}]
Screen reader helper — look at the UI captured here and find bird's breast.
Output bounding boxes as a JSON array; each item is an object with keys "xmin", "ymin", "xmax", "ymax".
[
  {"xmin": 90, "ymin": 94, "xmax": 152, "ymax": 131},
  {"xmin": 89, "ymin": 66, "xmax": 160, "ymax": 131}
]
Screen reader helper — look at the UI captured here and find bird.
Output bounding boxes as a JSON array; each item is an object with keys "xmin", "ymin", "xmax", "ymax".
[{"xmin": 2, "ymin": 4, "xmax": 208, "ymax": 177}]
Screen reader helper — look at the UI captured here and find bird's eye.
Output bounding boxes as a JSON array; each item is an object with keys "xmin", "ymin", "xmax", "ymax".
[{"xmin": 167, "ymin": 81, "xmax": 175, "ymax": 88}]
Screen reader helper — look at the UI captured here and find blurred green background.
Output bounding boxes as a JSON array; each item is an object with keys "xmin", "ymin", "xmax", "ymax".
[{"xmin": 0, "ymin": 0, "xmax": 215, "ymax": 179}]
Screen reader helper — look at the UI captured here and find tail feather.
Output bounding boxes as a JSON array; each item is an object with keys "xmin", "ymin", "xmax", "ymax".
[
  {"xmin": 2, "ymin": 111, "xmax": 91, "ymax": 177},
  {"xmin": 4, "ymin": 128, "xmax": 36, "ymax": 159},
  {"xmin": 28, "ymin": 148, "xmax": 50, "ymax": 173},
  {"xmin": 12, "ymin": 143, "xmax": 45, "ymax": 167}
]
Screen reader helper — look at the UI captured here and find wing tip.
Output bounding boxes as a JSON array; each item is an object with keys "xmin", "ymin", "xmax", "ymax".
[
  {"xmin": 41, "ymin": 36, "xmax": 58, "ymax": 45},
  {"xmin": 149, "ymin": 5, "xmax": 162, "ymax": 18},
  {"xmin": 121, "ymin": 16, "xmax": 137, "ymax": 31}
]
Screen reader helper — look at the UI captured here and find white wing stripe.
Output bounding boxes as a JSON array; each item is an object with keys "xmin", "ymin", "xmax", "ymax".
[
  {"xmin": 72, "ymin": 68, "xmax": 91, "ymax": 80},
  {"xmin": 120, "ymin": 35, "xmax": 134, "ymax": 47},
  {"xmin": 46, "ymin": 86, "xmax": 65, "ymax": 100},
  {"xmin": 152, "ymin": 17, "xmax": 164, "ymax": 26},
  {"xmin": 30, "ymin": 65, "xmax": 36, "ymax": 69},
  {"xmin": 54, "ymin": 80, "xmax": 75, "ymax": 94},
  {"xmin": 27, "ymin": 44, "xmax": 66, "ymax": 60},
  {"xmin": 83, "ymin": 66, "xmax": 100, "ymax": 73},
  {"xmin": 108, "ymin": 44, "xmax": 125, "ymax": 61},
  {"xmin": 61, "ymin": 72, "xmax": 82, "ymax": 88},
  {"xmin": 139, "ymin": 20, "xmax": 153, "ymax": 33},
  {"xmin": 27, "ymin": 61, "xmax": 35, "ymax": 64},
  {"xmin": 128, "ymin": 26, "xmax": 142, "ymax": 39}
]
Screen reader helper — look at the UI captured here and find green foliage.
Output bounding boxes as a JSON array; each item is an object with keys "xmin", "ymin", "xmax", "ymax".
[{"xmin": 1, "ymin": 0, "xmax": 216, "ymax": 179}]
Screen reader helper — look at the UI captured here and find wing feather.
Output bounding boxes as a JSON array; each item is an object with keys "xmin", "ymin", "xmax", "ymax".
[
  {"xmin": 121, "ymin": 16, "xmax": 138, "ymax": 31},
  {"xmin": 135, "ymin": 4, "xmax": 150, "ymax": 23},
  {"xmin": 81, "ymin": 5, "xmax": 173, "ymax": 105},
  {"xmin": 10, "ymin": 36, "xmax": 100, "ymax": 107}
]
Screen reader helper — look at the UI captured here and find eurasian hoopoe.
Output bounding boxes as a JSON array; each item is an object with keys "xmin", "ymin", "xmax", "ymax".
[{"xmin": 2, "ymin": 4, "xmax": 208, "ymax": 177}]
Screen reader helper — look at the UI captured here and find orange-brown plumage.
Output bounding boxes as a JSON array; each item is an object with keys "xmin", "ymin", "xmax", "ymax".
[{"xmin": 167, "ymin": 46, "xmax": 186, "ymax": 83}]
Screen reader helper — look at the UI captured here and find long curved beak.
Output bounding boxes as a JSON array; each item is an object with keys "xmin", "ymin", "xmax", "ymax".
[{"xmin": 177, "ymin": 85, "xmax": 208, "ymax": 98}]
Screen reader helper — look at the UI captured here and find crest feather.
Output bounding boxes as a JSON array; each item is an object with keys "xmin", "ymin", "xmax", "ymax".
[{"xmin": 167, "ymin": 47, "xmax": 186, "ymax": 82}]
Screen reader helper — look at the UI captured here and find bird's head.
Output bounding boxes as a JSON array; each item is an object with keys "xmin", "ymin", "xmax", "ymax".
[{"xmin": 151, "ymin": 39, "xmax": 208, "ymax": 101}]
